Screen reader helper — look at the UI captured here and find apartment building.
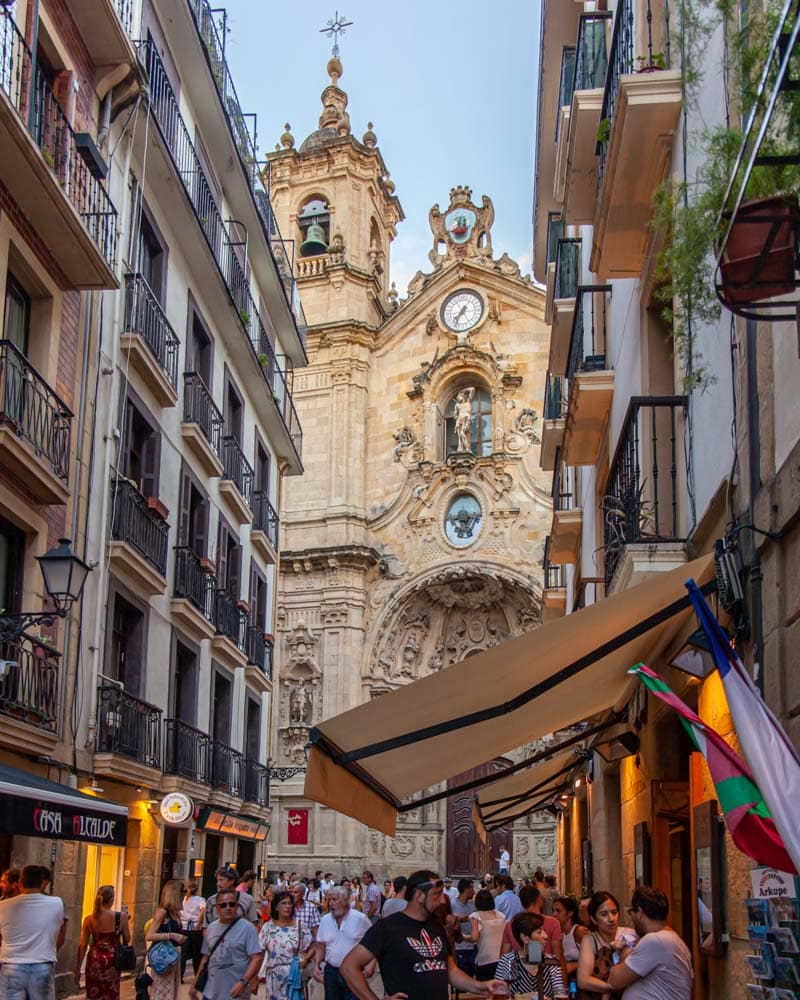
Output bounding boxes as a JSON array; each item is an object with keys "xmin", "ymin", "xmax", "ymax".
[
  {"xmin": 533, "ymin": 1, "xmax": 799, "ymax": 997},
  {"xmin": 0, "ymin": 0, "xmax": 306, "ymax": 976}
]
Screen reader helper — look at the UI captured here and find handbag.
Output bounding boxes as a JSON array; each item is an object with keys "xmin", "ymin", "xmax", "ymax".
[
  {"xmin": 194, "ymin": 917, "xmax": 239, "ymax": 995},
  {"xmin": 147, "ymin": 940, "xmax": 179, "ymax": 976},
  {"xmin": 114, "ymin": 912, "xmax": 137, "ymax": 972}
]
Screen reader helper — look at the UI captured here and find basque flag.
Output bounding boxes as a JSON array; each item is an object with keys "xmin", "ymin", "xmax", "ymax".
[
  {"xmin": 686, "ymin": 579, "xmax": 800, "ymax": 872},
  {"xmin": 629, "ymin": 662, "xmax": 796, "ymax": 873}
]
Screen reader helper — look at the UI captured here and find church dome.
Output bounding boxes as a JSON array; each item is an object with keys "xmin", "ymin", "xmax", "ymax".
[{"xmin": 299, "ymin": 126, "xmax": 339, "ymax": 152}]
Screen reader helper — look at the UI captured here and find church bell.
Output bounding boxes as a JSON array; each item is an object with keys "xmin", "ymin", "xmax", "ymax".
[{"xmin": 300, "ymin": 221, "xmax": 328, "ymax": 257}]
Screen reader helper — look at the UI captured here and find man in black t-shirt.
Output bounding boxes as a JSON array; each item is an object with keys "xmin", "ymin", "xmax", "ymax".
[{"xmin": 341, "ymin": 869, "xmax": 504, "ymax": 1000}]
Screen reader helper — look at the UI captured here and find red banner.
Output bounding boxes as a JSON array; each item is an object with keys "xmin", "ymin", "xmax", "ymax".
[{"xmin": 287, "ymin": 808, "xmax": 309, "ymax": 845}]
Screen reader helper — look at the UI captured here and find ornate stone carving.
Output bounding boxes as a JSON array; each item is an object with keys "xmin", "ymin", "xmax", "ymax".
[
  {"xmin": 393, "ymin": 426, "xmax": 423, "ymax": 467},
  {"xmin": 281, "ymin": 726, "xmax": 310, "ymax": 766},
  {"xmin": 536, "ymin": 835, "xmax": 555, "ymax": 859},
  {"xmin": 389, "ymin": 835, "xmax": 416, "ymax": 857},
  {"xmin": 454, "ymin": 388, "xmax": 475, "ymax": 453},
  {"xmin": 504, "ymin": 405, "xmax": 541, "ymax": 454},
  {"xmin": 421, "ymin": 835, "xmax": 436, "ymax": 856},
  {"xmin": 428, "ymin": 187, "xmax": 494, "ymax": 262},
  {"xmin": 289, "ymin": 680, "xmax": 312, "ymax": 724}
]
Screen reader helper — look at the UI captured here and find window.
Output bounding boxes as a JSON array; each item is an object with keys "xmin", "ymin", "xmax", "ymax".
[
  {"xmin": 298, "ymin": 197, "xmax": 330, "ymax": 257},
  {"xmin": 172, "ymin": 637, "xmax": 198, "ymax": 725},
  {"xmin": 121, "ymin": 392, "xmax": 161, "ymax": 497},
  {"xmin": 444, "ymin": 493, "xmax": 483, "ymax": 548},
  {"xmin": 187, "ymin": 297, "xmax": 213, "ymax": 388},
  {"xmin": 0, "ymin": 516, "xmax": 25, "ymax": 616},
  {"xmin": 3, "ymin": 274, "xmax": 30, "ymax": 355},
  {"xmin": 107, "ymin": 591, "xmax": 146, "ymax": 694},
  {"xmin": 223, "ymin": 371, "xmax": 244, "ymax": 444},
  {"xmin": 212, "ymin": 670, "xmax": 232, "ymax": 743},
  {"xmin": 249, "ymin": 561, "xmax": 267, "ymax": 632},
  {"xmin": 245, "ymin": 697, "xmax": 261, "ymax": 760},
  {"xmin": 217, "ymin": 518, "xmax": 241, "ymax": 598},
  {"xmin": 444, "ymin": 387, "xmax": 493, "ymax": 457},
  {"xmin": 178, "ymin": 467, "xmax": 209, "ymax": 557},
  {"xmin": 137, "ymin": 205, "xmax": 167, "ymax": 304},
  {"xmin": 254, "ymin": 437, "xmax": 271, "ymax": 495}
]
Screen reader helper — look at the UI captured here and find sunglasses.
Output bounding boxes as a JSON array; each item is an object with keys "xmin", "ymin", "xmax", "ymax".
[
  {"xmin": 218, "ymin": 902, "xmax": 238, "ymax": 909},
  {"xmin": 417, "ymin": 879, "xmax": 444, "ymax": 893}
]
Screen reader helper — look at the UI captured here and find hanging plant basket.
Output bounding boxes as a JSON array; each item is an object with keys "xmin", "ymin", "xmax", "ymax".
[{"xmin": 718, "ymin": 195, "xmax": 799, "ymax": 307}]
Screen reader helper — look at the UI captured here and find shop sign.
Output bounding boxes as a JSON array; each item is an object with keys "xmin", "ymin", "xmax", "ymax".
[
  {"xmin": 750, "ymin": 868, "xmax": 798, "ymax": 899},
  {"xmin": 5, "ymin": 796, "xmax": 127, "ymax": 847},
  {"xmin": 287, "ymin": 808, "xmax": 309, "ymax": 845},
  {"xmin": 196, "ymin": 807, "xmax": 268, "ymax": 841},
  {"xmin": 160, "ymin": 793, "xmax": 193, "ymax": 826}
]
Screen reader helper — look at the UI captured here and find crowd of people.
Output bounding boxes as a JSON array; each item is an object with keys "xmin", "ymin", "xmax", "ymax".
[{"xmin": 0, "ymin": 863, "xmax": 692, "ymax": 1000}]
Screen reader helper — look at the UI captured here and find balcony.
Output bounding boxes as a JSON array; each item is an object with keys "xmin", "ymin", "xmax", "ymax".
[
  {"xmin": 591, "ymin": 0, "xmax": 681, "ymax": 278},
  {"xmin": 562, "ymin": 286, "xmax": 614, "ymax": 466},
  {"xmin": 603, "ymin": 396, "xmax": 688, "ymax": 593},
  {"xmin": 0, "ymin": 340, "xmax": 71, "ymax": 505},
  {"xmin": 163, "ymin": 718, "xmax": 212, "ymax": 796},
  {"xmin": 245, "ymin": 626, "xmax": 273, "ymax": 691},
  {"xmin": 549, "ymin": 448, "xmax": 582, "ymax": 565},
  {"xmin": 211, "ymin": 589, "xmax": 248, "ymax": 669},
  {"xmin": 251, "ymin": 491, "xmax": 279, "ymax": 564},
  {"xmin": 67, "ymin": 0, "xmax": 137, "ymax": 78},
  {"xmin": 542, "ymin": 535, "xmax": 567, "ymax": 622},
  {"xmin": 219, "ymin": 436, "xmax": 254, "ymax": 526},
  {"xmin": 0, "ymin": 633, "xmax": 59, "ymax": 754},
  {"xmin": 171, "ymin": 546, "xmax": 216, "ymax": 642},
  {"xmin": 95, "ymin": 684, "xmax": 162, "ymax": 784},
  {"xmin": 182, "ymin": 372, "xmax": 223, "ymax": 478},
  {"xmin": 121, "ymin": 274, "xmax": 179, "ymax": 407},
  {"xmin": 185, "ymin": 0, "xmax": 308, "ymax": 362},
  {"xmin": 553, "ymin": 45, "xmax": 576, "ymax": 196},
  {"xmin": 547, "ymin": 238, "xmax": 581, "ymax": 375},
  {"xmin": 558, "ymin": 12, "xmax": 612, "ymax": 225},
  {"xmin": 107, "ymin": 477, "xmax": 169, "ymax": 595},
  {"xmin": 210, "ymin": 740, "xmax": 244, "ymax": 806},
  {"xmin": 0, "ymin": 12, "xmax": 118, "ymax": 288},
  {"xmin": 540, "ymin": 373, "xmax": 565, "ymax": 472},
  {"xmin": 243, "ymin": 757, "xmax": 269, "ymax": 807},
  {"xmin": 139, "ymin": 39, "xmax": 303, "ymax": 471}
]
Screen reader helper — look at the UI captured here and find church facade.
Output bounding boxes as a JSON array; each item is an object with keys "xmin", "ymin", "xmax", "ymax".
[{"xmin": 267, "ymin": 58, "xmax": 558, "ymax": 878}]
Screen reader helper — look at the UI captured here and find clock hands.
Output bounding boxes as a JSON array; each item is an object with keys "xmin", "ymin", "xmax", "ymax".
[{"xmin": 454, "ymin": 303, "xmax": 469, "ymax": 324}]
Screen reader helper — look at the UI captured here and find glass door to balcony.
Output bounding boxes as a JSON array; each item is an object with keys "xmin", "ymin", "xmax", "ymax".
[{"xmin": 3, "ymin": 274, "xmax": 30, "ymax": 356}]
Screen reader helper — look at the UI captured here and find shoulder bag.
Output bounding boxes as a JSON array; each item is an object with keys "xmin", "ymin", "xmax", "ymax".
[
  {"xmin": 148, "ymin": 917, "xmax": 181, "ymax": 976},
  {"xmin": 113, "ymin": 911, "xmax": 137, "ymax": 972},
  {"xmin": 194, "ymin": 917, "xmax": 239, "ymax": 996}
]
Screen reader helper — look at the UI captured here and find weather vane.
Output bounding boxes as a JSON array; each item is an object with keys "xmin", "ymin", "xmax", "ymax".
[{"xmin": 320, "ymin": 10, "xmax": 353, "ymax": 59}]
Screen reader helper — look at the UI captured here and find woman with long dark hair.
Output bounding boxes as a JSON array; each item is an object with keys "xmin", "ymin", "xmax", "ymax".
[
  {"xmin": 576, "ymin": 891, "xmax": 636, "ymax": 998},
  {"xmin": 465, "ymin": 888, "xmax": 506, "ymax": 981},
  {"xmin": 75, "ymin": 884, "xmax": 130, "ymax": 999}
]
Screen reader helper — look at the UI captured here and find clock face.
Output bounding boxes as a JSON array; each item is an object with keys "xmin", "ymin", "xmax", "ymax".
[{"xmin": 441, "ymin": 290, "xmax": 483, "ymax": 333}]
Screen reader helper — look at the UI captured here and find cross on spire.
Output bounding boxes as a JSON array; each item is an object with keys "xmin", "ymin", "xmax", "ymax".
[{"xmin": 320, "ymin": 10, "xmax": 353, "ymax": 59}]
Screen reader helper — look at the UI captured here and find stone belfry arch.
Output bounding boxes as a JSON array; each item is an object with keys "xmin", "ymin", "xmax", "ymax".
[{"xmin": 269, "ymin": 60, "xmax": 557, "ymax": 877}]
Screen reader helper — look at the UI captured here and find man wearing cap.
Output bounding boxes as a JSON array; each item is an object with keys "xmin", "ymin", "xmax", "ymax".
[
  {"xmin": 444, "ymin": 877, "xmax": 458, "ymax": 904},
  {"xmin": 205, "ymin": 867, "xmax": 259, "ymax": 926}
]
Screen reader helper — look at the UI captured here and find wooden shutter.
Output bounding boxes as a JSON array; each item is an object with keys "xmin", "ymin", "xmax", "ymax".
[
  {"xmin": 216, "ymin": 520, "xmax": 228, "ymax": 587},
  {"xmin": 228, "ymin": 540, "xmax": 241, "ymax": 599},
  {"xmin": 193, "ymin": 495, "xmax": 208, "ymax": 559},
  {"xmin": 121, "ymin": 398, "xmax": 135, "ymax": 480},
  {"xmin": 140, "ymin": 429, "xmax": 161, "ymax": 498},
  {"xmin": 178, "ymin": 470, "xmax": 191, "ymax": 545}
]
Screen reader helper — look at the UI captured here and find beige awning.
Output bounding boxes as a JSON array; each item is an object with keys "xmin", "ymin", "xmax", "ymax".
[{"xmin": 305, "ymin": 554, "xmax": 715, "ymax": 835}]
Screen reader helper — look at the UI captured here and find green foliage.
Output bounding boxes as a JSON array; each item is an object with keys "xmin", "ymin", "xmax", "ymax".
[{"xmin": 596, "ymin": 118, "xmax": 611, "ymax": 145}]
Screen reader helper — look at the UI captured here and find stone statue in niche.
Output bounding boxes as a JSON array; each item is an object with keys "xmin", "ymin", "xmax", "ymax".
[
  {"xmin": 454, "ymin": 388, "xmax": 475, "ymax": 453},
  {"xmin": 400, "ymin": 636, "xmax": 420, "ymax": 678},
  {"xmin": 290, "ymin": 680, "xmax": 312, "ymax": 725}
]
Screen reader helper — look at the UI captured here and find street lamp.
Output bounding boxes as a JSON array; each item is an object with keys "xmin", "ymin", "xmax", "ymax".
[{"xmin": 0, "ymin": 538, "xmax": 90, "ymax": 642}]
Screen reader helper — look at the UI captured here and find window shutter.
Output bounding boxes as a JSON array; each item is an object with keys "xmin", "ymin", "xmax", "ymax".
[
  {"xmin": 122, "ymin": 398, "xmax": 135, "ymax": 480},
  {"xmin": 193, "ymin": 496, "xmax": 208, "ymax": 559},
  {"xmin": 140, "ymin": 429, "xmax": 161, "ymax": 498},
  {"xmin": 216, "ymin": 520, "xmax": 228, "ymax": 587},
  {"xmin": 228, "ymin": 542, "xmax": 241, "ymax": 599},
  {"xmin": 178, "ymin": 471, "xmax": 191, "ymax": 545}
]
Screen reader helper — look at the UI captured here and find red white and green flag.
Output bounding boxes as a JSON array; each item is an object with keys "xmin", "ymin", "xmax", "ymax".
[{"xmin": 629, "ymin": 662, "xmax": 797, "ymax": 874}]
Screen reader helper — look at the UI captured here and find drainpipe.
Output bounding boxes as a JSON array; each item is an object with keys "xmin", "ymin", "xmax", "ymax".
[
  {"xmin": 745, "ymin": 319, "xmax": 765, "ymax": 694},
  {"xmin": 97, "ymin": 88, "xmax": 112, "ymax": 150}
]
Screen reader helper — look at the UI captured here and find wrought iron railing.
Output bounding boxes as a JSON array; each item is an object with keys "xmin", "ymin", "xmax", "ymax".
[
  {"xmin": 0, "ymin": 340, "xmax": 71, "ymax": 483},
  {"xmin": 552, "ymin": 448, "xmax": 575, "ymax": 512},
  {"xmin": 139, "ymin": 39, "xmax": 303, "ymax": 462},
  {"xmin": 243, "ymin": 757, "xmax": 269, "ymax": 805},
  {"xmin": 0, "ymin": 633, "xmax": 59, "ymax": 732},
  {"xmin": 556, "ymin": 45, "xmax": 576, "ymax": 140},
  {"xmin": 164, "ymin": 718, "xmax": 212, "ymax": 784},
  {"xmin": 185, "ymin": 0, "xmax": 308, "ymax": 339},
  {"xmin": 109, "ymin": 476, "xmax": 169, "ymax": 575},
  {"xmin": 251, "ymin": 491, "xmax": 279, "ymax": 549},
  {"xmin": 0, "ymin": 12, "xmax": 118, "ymax": 271},
  {"xmin": 221, "ymin": 436, "xmax": 253, "ymax": 506},
  {"xmin": 183, "ymin": 372, "xmax": 223, "ymax": 460},
  {"xmin": 546, "ymin": 213, "xmax": 565, "ymax": 267},
  {"xmin": 565, "ymin": 285, "xmax": 611, "ymax": 382},
  {"xmin": 215, "ymin": 589, "xmax": 247, "ymax": 650},
  {"xmin": 245, "ymin": 625, "xmax": 273, "ymax": 679},
  {"xmin": 123, "ymin": 274, "xmax": 180, "ymax": 389},
  {"xmin": 113, "ymin": 0, "xmax": 134, "ymax": 35},
  {"xmin": 554, "ymin": 238, "xmax": 581, "ymax": 299},
  {"xmin": 174, "ymin": 546, "xmax": 216, "ymax": 623},
  {"xmin": 603, "ymin": 396, "xmax": 688, "ymax": 587},
  {"xmin": 597, "ymin": 0, "xmax": 674, "ymax": 183},
  {"xmin": 96, "ymin": 684, "xmax": 162, "ymax": 767},
  {"xmin": 543, "ymin": 536, "xmax": 564, "ymax": 591},
  {"xmin": 574, "ymin": 11, "xmax": 612, "ymax": 91},
  {"xmin": 543, "ymin": 373, "xmax": 564, "ymax": 421},
  {"xmin": 211, "ymin": 740, "xmax": 244, "ymax": 797}
]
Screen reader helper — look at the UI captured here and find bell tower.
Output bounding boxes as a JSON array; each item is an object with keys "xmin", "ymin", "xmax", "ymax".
[{"xmin": 266, "ymin": 57, "xmax": 404, "ymax": 328}]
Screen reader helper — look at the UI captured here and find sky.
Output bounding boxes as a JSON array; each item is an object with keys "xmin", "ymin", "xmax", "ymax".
[{"xmin": 216, "ymin": 0, "xmax": 541, "ymax": 296}]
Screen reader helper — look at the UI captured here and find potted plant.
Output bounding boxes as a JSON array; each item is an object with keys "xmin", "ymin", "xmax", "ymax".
[
  {"xmin": 236, "ymin": 599, "xmax": 250, "ymax": 614},
  {"xmin": 146, "ymin": 497, "xmax": 170, "ymax": 521},
  {"xmin": 199, "ymin": 556, "xmax": 216, "ymax": 574},
  {"xmin": 258, "ymin": 352, "xmax": 271, "ymax": 372}
]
